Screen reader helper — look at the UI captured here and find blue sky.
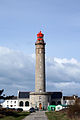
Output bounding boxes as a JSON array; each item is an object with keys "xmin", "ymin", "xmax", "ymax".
[
  {"xmin": 0, "ymin": 0, "xmax": 80, "ymax": 96},
  {"xmin": 0, "ymin": 0, "xmax": 80, "ymax": 59}
]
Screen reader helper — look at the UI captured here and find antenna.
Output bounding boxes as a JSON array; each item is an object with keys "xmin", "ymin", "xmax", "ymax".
[{"xmin": 40, "ymin": 25, "xmax": 46, "ymax": 33}]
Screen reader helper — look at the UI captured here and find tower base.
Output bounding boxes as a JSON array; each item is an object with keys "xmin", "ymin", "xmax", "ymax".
[{"xmin": 30, "ymin": 92, "xmax": 49, "ymax": 109}]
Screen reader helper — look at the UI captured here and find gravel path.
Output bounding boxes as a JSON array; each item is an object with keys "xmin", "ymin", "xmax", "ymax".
[{"xmin": 22, "ymin": 111, "xmax": 48, "ymax": 120}]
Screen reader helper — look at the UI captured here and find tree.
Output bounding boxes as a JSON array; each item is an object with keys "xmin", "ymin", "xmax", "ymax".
[{"xmin": 0, "ymin": 89, "xmax": 14, "ymax": 100}]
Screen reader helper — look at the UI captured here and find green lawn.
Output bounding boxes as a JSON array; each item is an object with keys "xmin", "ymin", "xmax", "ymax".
[
  {"xmin": 0, "ymin": 111, "xmax": 30, "ymax": 120},
  {"xmin": 46, "ymin": 112, "xmax": 70, "ymax": 120}
]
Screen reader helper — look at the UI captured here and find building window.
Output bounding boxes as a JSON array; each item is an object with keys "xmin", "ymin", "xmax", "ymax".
[
  {"xmin": 65, "ymin": 101, "xmax": 66, "ymax": 104},
  {"xmin": 19, "ymin": 101, "xmax": 24, "ymax": 107},
  {"xmin": 25, "ymin": 101, "xmax": 29, "ymax": 106},
  {"xmin": 48, "ymin": 97, "xmax": 49, "ymax": 102},
  {"xmin": 51, "ymin": 101, "xmax": 56, "ymax": 105},
  {"xmin": 57, "ymin": 101, "xmax": 61, "ymax": 105},
  {"xmin": 10, "ymin": 105, "xmax": 13, "ymax": 107},
  {"xmin": 14, "ymin": 101, "xmax": 16, "ymax": 103}
]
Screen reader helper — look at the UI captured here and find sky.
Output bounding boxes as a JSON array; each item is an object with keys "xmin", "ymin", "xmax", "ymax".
[{"xmin": 0, "ymin": 0, "xmax": 80, "ymax": 96}]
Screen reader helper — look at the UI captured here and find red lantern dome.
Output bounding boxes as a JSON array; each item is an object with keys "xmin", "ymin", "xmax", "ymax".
[{"xmin": 37, "ymin": 31, "xmax": 44, "ymax": 40}]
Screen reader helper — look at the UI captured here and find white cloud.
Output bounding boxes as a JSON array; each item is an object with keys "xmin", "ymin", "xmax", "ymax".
[
  {"xmin": 54, "ymin": 57, "xmax": 78, "ymax": 64},
  {"xmin": 46, "ymin": 57, "xmax": 80, "ymax": 81},
  {"xmin": 0, "ymin": 46, "xmax": 35, "ymax": 95},
  {"xmin": 47, "ymin": 81, "xmax": 80, "ymax": 95},
  {"xmin": 48, "ymin": 81, "xmax": 80, "ymax": 89},
  {"xmin": 0, "ymin": 46, "xmax": 80, "ymax": 96},
  {"xmin": 46, "ymin": 57, "xmax": 80, "ymax": 95}
]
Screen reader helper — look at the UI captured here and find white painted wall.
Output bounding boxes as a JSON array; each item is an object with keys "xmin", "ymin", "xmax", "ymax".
[
  {"xmin": 56, "ymin": 105, "xmax": 63, "ymax": 111},
  {"xmin": 63, "ymin": 100, "xmax": 75, "ymax": 105},
  {"xmin": 1, "ymin": 99, "xmax": 30, "ymax": 111},
  {"xmin": 2, "ymin": 99, "xmax": 18, "ymax": 109}
]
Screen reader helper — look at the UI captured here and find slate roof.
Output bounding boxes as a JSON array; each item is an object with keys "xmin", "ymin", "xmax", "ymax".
[
  {"xmin": 47, "ymin": 92, "xmax": 62, "ymax": 99},
  {"xmin": 18, "ymin": 91, "xmax": 30, "ymax": 98}
]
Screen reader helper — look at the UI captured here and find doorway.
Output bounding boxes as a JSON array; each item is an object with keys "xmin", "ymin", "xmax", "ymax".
[{"xmin": 39, "ymin": 103, "xmax": 42, "ymax": 109}]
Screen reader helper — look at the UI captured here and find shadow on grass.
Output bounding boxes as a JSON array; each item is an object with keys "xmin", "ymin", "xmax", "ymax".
[{"xmin": 0, "ymin": 108, "xmax": 30, "ymax": 120}]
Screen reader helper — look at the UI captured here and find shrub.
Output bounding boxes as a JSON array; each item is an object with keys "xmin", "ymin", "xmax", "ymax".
[
  {"xmin": 0, "ymin": 114, "xmax": 5, "ymax": 118},
  {"xmin": 67, "ymin": 100, "xmax": 80, "ymax": 118}
]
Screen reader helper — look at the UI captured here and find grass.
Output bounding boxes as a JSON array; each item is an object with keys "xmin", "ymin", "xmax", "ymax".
[
  {"xmin": 46, "ymin": 111, "xmax": 71, "ymax": 120},
  {"xmin": 46, "ymin": 111, "xmax": 80, "ymax": 120},
  {"xmin": 0, "ymin": 111, "xmax": 30, "ymax": 120}
]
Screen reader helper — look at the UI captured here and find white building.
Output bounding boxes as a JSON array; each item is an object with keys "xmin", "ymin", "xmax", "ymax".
[
  {"xmin": 63, "ymin": 95, "xmax": 78, "ymax": 105},
  {"xmin": 2, "ymin": 96, "xmax": 18, "ymax": 109},
  {"xmin": 2, "ymin": 92, "xmax": 30, "ymax": 111}
]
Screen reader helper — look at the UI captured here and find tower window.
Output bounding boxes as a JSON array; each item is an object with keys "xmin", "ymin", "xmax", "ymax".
[
  {"xmin": 39, "ymin": 49, "xmax": 42, "ymax": 53},
  {"xmin": 40, "ymin": 66, "xmax": 42, "ymax": 68},
  {"xmin": 40, "ymin": 59, "xmax": 41, "ymax": 62},
  {"xmin": 39, "ymin": 96, "xmax": 41, "ymax": 100},
  {"xmin": 39, "ymin": 89, "xmax": 42, "ymax": 92},
  {"xmin": 40, "ymin": 74, "xmax": 42, "ymax": 77}
]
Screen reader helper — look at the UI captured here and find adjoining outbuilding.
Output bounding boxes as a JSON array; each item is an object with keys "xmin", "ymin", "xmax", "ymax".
[{"xmin": 48, "ymin": 104, "xmax": 67, "ymax": 111}]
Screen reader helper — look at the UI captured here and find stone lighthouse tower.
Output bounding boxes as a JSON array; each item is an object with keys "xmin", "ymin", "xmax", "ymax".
[
  {"xmin": 35, "ymin": 31, "xmax": 46, "ymax": 93},
  {"xmin": 30, "ymin": 31, "xmax": 48, "ymax": 109}
]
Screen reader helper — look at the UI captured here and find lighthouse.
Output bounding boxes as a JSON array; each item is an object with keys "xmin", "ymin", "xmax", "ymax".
[
  {"xmin": 29, "ymin": 31, "xmax": 62, "ymax": 109},
  {"xmin": 30, "ymin": 31, "xmax": 48, "ymax": 109},
  {"xmin": 35, "ymin": 31, "xmax": 46, "ymax": 93}
]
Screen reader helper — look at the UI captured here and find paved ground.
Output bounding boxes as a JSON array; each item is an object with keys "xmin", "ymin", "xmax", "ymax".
[{"xmin": 23, "ymin": 111, "xmax": 48, "ymax": 120}]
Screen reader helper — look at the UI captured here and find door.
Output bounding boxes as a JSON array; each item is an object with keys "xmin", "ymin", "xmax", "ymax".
[{"xmin": 39, "ymin": 103, "xmax": 42, "ymax": 109}]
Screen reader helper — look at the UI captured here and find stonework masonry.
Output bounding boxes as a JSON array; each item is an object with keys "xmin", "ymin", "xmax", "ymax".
[
  {"xmin": 30, "ymin": 92, "xmax": 48, "ymax": 109},
  {"xmin": 35, "ymin": 32, "xmax": 46, "ymax": 93},
  {"xmin": 30, "ymin": 31, "xmax": 48, "ymax": 109}
]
